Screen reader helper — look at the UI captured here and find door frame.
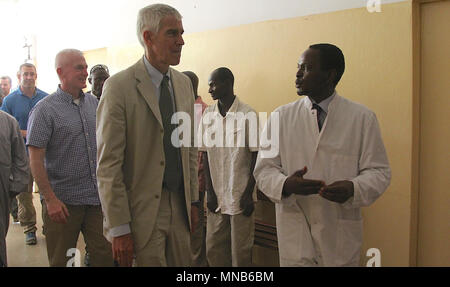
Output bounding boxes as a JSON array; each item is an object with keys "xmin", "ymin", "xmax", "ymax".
[{"xmin": 411, "ymin": 0, "xmax": 448, "ymax": 267}]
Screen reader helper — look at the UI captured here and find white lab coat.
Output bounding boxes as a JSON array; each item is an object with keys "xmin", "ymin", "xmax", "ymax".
[{"xmin": 254, "ymin": 92, "xmax": 391, "ymax": 266}]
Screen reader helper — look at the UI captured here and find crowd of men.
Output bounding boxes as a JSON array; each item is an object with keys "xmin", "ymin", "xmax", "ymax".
[{"xmin": 0, "ymin": 3, "xmax": 390, "ymax": 267}]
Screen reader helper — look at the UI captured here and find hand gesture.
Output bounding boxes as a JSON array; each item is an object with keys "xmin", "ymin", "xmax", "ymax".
[
  {"xmin": 319, "ymin": 180, "xmax": 354, "ymax": 203},
  {"xmin": 282, "ymin": 166, "xmax": 325, "ymax": 197}
]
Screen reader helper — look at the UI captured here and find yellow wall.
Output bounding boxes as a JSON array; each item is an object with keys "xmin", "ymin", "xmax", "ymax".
[
  {"xmin": 83, "ymin": 47, "xmax": 108, "ymax": 92},
  {"xmin": 85, "ymin": 1, "xmax": 419, "ymax": 266},
  {"xmin": 418, "ymin": 0, "xmax": 450, "ymax": 266}
]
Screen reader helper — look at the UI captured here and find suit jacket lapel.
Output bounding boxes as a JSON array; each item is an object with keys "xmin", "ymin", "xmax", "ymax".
[
  {"xmin": 170, "ymin": 68, "xmax": 186, "ymax": 113},
  {"xmin": 135, "ymin": 58, "xmax": 163, "ymax": 127}
]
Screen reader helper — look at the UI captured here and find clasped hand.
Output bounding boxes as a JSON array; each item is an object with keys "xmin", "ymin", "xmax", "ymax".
[{"xmin": 283, "ymin": 166, "xmax": 354, "ymax": 203}]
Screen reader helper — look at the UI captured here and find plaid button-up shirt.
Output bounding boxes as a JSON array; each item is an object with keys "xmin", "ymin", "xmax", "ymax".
[{"xmin": 27, "ymin": 87, "xmax": 100, "ymax": 205}]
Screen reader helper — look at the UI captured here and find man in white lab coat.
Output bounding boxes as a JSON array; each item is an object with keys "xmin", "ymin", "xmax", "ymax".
[{"xmin": 254, "ymin": 43, "xmax": 391, "ymax": 266}]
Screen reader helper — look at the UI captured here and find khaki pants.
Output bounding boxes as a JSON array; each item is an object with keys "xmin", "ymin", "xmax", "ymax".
[
  {"xmin": 190, "ymin": 192, "xmax": 207, "ymax": 267},
  {"xmin": 42, "ymin": 203, "xmax": 114, "ymax": 267},
  {"xmin": 206, "ymin": 211, "xmax": 254, "ymax": 267},
  {"xmin": 135, "ymin": 189, "xmax": 191, "ymax": 267},
  {"xmin": 17, "ymin": 175, "xmax": 37, "ymax": 234}
]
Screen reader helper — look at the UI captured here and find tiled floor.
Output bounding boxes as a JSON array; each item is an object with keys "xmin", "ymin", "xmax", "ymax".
[{"xmin": 5, "ymin": 192, "xmax": 87, "ymax": 267}]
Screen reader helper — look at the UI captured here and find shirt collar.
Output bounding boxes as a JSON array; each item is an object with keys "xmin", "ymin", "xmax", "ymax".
[
  {"xmin": 18, "ymin": 87, "xmax": 37, "ymax": 99},
  {"xmin": 57, "ymin": 85, "xmax": 85, "ymax": 104},
  {"xmin": 213, "ymin": 96, "xmax": 239, "ymax": 116},
  {"xmin": 310, "ymin": 90, "xmax": 336, "ymax": 114},
  {"xmin": 143, "ymin": 56, "xmax": 171, "ymax": 88}
]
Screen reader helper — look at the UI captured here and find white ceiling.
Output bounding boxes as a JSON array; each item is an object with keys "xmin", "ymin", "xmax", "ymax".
[
  {"xmin": 0, "ymin": 0, "xmax": 406, "ymax": 89},
  {"xmin": 3, "ymin": 0, "xmax": 407, "ymax": 51}
]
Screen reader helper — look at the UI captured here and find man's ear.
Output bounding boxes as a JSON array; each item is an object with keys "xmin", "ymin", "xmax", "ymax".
[
  {"xmin": 327, "ymin": 69, "xmax": 337, "ymax": 86},
  {"xmin": 56, "ymin": 67, "xmax": 63, "ymax": 78},
  {"xmin": 143, "ymin": 30, "xmax": 154, "ymax": 46},
  {"xmin": 88, "ymin": 77, "xmax": 92, "ymax": 85}
]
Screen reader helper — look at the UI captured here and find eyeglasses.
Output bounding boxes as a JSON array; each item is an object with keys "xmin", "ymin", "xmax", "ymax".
[{"xmin": 89, "ymin": 64, "xmax": 109, "ymax": 76}]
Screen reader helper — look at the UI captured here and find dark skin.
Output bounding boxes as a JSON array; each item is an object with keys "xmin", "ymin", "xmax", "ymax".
[
  {"xmin": 287, "ymin": 48, "xmax": 354, "ymax": 203},
  {"xmin": 282, "ymin": 166, "xmax": 325, "ymax": 197},
  {"xmin": 203, "ymin": 152, "xmax": 256, "ymax": 216},
  {"xmin": 203, "ymin": 152, "xmax": 217, "ymax": 212},
  {"xmin": 204, "ymin": 69, "xmax": 256, "ymax": 216},
  {"xmin": 88, "ymin": 68, "xmax": 109, "ymax": 100}
]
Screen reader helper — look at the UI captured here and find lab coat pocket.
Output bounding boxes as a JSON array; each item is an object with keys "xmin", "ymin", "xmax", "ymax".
[
  {"xmin": 335, "ymin": 218, "xmax": 363, "ymax": 266},
  {"xmin": 329, "ymin": 154, "xmax": 359, "ymax": 182},
  {"xmin": 276, "ymin": 202, "xmax": 316, "ymax": 265}
]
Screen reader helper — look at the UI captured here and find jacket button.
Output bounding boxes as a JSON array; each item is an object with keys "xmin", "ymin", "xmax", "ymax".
[
  {"xmin": 155, "ymin": 195, "xmax": 160, "ymax": 199},
  {"xmin": 160, "ymin": 161, "xmax": 164, "ymax": 166}
]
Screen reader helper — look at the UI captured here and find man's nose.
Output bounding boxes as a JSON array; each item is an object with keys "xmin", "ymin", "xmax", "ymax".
[{"xmin": 178, "ymin": 34, "xmax": 185, "ymax": 46}]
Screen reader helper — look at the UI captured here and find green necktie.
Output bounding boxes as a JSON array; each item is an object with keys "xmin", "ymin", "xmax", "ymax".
[{"xmin": 160, "ymin": 75, "xmax": 182, "ymax": 191}]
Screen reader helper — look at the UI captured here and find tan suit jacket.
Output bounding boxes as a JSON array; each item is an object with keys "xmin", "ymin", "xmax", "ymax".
[{"xmin": 96, "ymin": 58, "xmax": 198, "ymax": 253}]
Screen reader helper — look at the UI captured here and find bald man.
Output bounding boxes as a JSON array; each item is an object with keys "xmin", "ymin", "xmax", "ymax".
[
  {"xmin": 27, "ymin": 49, "xmax": 114, "ymax": 267},
  {"xmin": 199, "ymin": 67, "xmax": 258, "ymax": 267}
]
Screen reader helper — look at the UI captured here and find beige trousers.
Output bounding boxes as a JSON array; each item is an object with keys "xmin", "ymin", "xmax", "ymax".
[
  {"xmin": 135, "ymin": 189, "xmax": 191, "ymax": 267},
  {"xmin": 43, "ymin": 203, "xmax": 114, "ymax": 267},
  {"xmin": 17, "ymin": 175, "xmax": 37, "ymax": 234},
  {"xmin": 206, "ymin": 211, "xmax": 254, "ymax": 267},
  {"xmin": 190, "ymin": 192, "xmax": 208, "ymax": 267}
]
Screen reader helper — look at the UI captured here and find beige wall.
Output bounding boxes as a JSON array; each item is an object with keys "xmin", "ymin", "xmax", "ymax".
[
  {"xmin": 83, "ymin": 47, "xmax": 108, "ymax": 92},
  {"xmin": 83, "ymin": 1, "xmax": 446, "ymax": 266},
  {"xmin": 418, "ymin": 0, "xmax": 450, "ymax": 267}
]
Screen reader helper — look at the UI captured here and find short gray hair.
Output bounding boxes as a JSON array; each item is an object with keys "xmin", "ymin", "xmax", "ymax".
[
  {"xmin": 136, "ymin": 4, "xmax": 182, "ymax": 47},
  {"xmin": 55, "ymin": 49, "xmax": 84, "ymax": 70}
]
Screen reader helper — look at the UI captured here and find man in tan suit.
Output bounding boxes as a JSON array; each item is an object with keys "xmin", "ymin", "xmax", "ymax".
[{"xmin": 96, "ymin": 4, "xmax": 199, "ymax": 267}]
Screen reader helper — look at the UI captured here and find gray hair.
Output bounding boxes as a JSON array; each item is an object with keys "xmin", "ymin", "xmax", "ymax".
[
  {"xmin": 0, "ymin": 76, "xmax": 12, "ymax": 84},
  {"xmin": 136, "ymin": 4, "xmax": 182, "ymax": 47},
  {"xmin": 55, "ymin": 49, "xmax": 84, "ymax": 70}
]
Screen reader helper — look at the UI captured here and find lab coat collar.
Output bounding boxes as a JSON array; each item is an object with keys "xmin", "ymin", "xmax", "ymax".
[{"xmin": 308, "ymin": 90, "xmax": 337, "ymax": 114}]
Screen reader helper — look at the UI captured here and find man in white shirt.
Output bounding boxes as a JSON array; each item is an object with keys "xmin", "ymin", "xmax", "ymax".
[
  {"xmin": 254, "ymin": 43, "xmax": 391, "ymax": 266},
  {"xmin": 199, "ymin": 67, "xmax": 258, "ymax": 267}
]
